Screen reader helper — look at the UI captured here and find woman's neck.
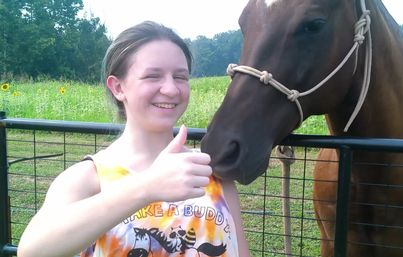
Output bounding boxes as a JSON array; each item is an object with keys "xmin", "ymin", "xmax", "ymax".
[{"xmin": 110, "ymin": 123, "xmax": 174, "ymax": 171}]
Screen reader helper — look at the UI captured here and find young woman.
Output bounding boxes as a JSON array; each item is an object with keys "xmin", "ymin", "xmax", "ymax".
[{"xmin": 18, "ymin": 21, "xmax": 251, "ymax": 257}]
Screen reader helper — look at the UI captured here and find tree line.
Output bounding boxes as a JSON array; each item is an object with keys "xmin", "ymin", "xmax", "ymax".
[
  {"xmin": 0, "ymin": 0, "xmax": 242, "ymax": 82},
  {"xmin": 1, "ymin": 1, "xmax": 402, "ymax": 83},
  {"xmin": 0, "ymin": 0, "xmax": 110, "ymax": 83},
  {"xmin": 187, "ymin": 30, "xmax": 242, "ymax": 77}
]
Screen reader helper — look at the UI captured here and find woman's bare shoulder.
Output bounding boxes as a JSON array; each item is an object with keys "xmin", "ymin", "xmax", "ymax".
[{"xmin": 42, "ymin": 159, "xmax": 100, "ymax": 207}]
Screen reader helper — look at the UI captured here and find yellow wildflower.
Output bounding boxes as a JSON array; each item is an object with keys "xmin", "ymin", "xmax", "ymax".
[
  {"xmin": 59, "ymin": 86, "xmax": 66, "ymax": 95},
  {"xmin": 1, "ymin": 83, "xmax": 9, "ymax": 92},
  {"xmin": 12, "ymin": 91, "xmax": 20, "ymax": 97}
]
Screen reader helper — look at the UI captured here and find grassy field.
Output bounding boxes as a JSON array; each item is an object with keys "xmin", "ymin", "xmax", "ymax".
[
  {"xmin": 3, "ymin": 77, "xmax": 330, "ymax": 256},
  {"xmin": 1, "ymin": 77, "xmax": 329, "ymax": 134}
]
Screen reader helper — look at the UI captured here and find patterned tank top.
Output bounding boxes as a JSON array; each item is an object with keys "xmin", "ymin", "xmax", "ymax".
[{"xmin": 80, "ymin": 152, "xmax": 239, "ymax": 257}]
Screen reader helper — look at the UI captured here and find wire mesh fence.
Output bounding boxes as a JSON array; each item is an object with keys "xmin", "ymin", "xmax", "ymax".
[{"xmin": 1, "ymin": 116, "xmax": 403, "ymax": 257}]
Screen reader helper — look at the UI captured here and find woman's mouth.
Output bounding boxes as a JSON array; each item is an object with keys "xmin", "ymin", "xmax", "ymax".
[{"xmin": 153, "ymin": 103, "xmax": 177, "ymax": 109}]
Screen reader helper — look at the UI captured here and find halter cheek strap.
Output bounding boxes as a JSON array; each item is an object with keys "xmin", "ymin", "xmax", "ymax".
[
  {"xmin": 227, "ymin": 0, "xmax": 372, "ymax": 132},
  {"xmin": 227, "ymin": 64, "xmax": 304, "ymax": 127}
]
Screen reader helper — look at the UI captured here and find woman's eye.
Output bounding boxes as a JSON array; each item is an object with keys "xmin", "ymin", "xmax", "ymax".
[
  {"xmin": 145, "ymin": 74, "xmax": 160, "ymax": 79},
  {"xmin": 303, "ymin": 18, "xmax": 326, "ymax": 33},
  {"xmin": 174, "ymin": 75, "xmax": 189, "ymax": 81}
]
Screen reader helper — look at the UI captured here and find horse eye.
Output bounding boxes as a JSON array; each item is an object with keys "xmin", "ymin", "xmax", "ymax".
[{"xmin": 303, "ymin": 19, "xmax": 326, "ymax": 33}]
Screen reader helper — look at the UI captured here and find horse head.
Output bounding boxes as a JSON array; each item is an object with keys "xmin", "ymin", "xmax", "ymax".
[{"xmin": 201, "ymin": 0, "xmax": 370, "ymax": 184}]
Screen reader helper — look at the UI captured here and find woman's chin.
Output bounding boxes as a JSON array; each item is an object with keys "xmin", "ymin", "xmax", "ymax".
[{"xmin": 146, "ymin": 121, "xmax": 178, "ymax": 133}]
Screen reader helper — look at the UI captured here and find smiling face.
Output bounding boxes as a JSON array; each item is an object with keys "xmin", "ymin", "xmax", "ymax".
[{"xmin": 108, "ymin": 40, "xmax": 190, "ymax": 133}]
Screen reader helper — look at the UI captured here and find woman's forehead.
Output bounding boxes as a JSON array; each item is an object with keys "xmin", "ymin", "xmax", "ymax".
[{"xmin": 127, "ymin": 40, "xmax": 188, "ymax": 72}]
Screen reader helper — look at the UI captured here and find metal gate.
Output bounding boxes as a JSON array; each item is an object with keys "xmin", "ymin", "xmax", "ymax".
[{"xmin": 1, "ymin": 113, "xmax": 403, "ymax": 257}]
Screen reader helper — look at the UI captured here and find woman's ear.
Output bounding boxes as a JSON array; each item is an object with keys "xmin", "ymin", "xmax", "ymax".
[{"xmin": 106, "ymin": 75, "xmax": 126, "ymax": 102}]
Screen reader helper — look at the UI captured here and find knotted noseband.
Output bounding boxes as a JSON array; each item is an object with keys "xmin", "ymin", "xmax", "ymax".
[{"xmin": 227, "ymin": 0, "xmax": 372, "ymax": 132}]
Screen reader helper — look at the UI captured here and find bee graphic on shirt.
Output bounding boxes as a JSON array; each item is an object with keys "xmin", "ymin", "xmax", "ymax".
[
  {"xmin": 128, "ymin": 226, "xmax": 226, "ymax": 257},
  {"xmin": 168, "ymin": 226, "xmax": 196, "ymax": 253}
]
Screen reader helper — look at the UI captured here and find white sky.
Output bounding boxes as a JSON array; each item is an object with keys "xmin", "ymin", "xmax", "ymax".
[{"xmin": 81, "ymin": 0, "xmax": 403, "ymax": 40}]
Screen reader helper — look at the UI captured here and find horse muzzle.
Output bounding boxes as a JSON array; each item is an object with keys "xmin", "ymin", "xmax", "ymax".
[{"xmin": 201, "ymin": 134, "xmax": 272, "ymax": 185}]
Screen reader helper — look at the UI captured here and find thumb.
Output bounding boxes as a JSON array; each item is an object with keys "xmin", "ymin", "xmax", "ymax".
[{"xmin": 162, "ymin": 125, "xmax": 187, "ymax": 154}]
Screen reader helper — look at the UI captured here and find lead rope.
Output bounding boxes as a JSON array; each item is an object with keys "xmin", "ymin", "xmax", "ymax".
[
  {"xmin": 227, "ymin": 0, "xmax": 372, "ymax": 132},
  {"xmin": 276, "ymin": 145, "xmax": 295, "ymax": 256}
]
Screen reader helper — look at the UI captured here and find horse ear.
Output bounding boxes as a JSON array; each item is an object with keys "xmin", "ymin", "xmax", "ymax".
[{"xmin": 239, "ymin": 0, "xmax": 267, "ymax": 29}]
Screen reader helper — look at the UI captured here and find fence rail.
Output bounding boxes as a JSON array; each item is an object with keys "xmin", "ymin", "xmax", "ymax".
[{"xmin": 1, "ymin": 113, "xmax": 403, "ymax": 257}]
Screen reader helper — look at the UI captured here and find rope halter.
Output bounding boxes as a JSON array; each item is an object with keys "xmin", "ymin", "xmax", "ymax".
[
  {"xmin": 227, "ymin": 0, "xmax": 372, "ymax": 132},
  {"xmin": 227, "ymin": 64, "xmax": 304, "ymax": 127}
]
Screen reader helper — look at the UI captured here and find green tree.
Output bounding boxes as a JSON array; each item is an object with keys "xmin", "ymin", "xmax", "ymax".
[
  {"xmin": 69, "ymin": 17, "xmax": 111, "ymax": 82},
  {"xmin": 190, "ymin": 30, "xmax": 242, "ymax": 77},
  {"xmin": 211, "ymin": 30, "xmax": 243, "ymax": 76},
  {"xmin": 0, "ymin": 0, "xmax": 26, "ymax": 77},
  {"xmin": 0, "ymin": 0, "xmax": 110, "ymax": 82},
  {"xmin": 190, "ymin": 35, "xmax": 217, "ymax": 77}
]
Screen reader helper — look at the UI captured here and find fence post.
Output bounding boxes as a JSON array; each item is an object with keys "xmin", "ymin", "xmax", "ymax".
[
  {"xmin": 0, "ymin": 111, "xmax": 11, "ymax": 257},
  {"xmin": 333, "ymin": 146, "xmax": 352, "ymax": 257}
]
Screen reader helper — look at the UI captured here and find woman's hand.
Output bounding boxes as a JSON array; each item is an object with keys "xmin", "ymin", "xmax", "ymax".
[{"xmin": 146, "ymin": 125, "xmax": 212, "ymax": 202}]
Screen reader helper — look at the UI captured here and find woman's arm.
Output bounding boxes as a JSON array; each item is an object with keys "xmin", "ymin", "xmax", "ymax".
[
  {"xmin": 18, "ymin": 127, "xmax": 212, "ymax": 257},
  {"xmin": 17, "ymin": 160, "xmax": 155, "ymax": 257},
  {"xmin": 222, "ymin": 179, "xmax": 252, "ymax": 257}
]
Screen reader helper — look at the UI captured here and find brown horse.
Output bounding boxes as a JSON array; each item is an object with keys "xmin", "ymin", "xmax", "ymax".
[{"xmin": 201, "ymin": 0, "xmax": 403, "ymax": 256}]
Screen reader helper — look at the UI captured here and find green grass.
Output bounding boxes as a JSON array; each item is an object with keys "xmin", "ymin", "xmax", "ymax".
[
  {"xmin": 3, "ymin": 77, "xmax": 330, "ymax": 256},
  {"xmin": 1, "ymin": 80, "xmax": 114, "ymax": 122},
  {"xmin": 1, "ymin": 77, "xmax": 329, "ymax": 135}
]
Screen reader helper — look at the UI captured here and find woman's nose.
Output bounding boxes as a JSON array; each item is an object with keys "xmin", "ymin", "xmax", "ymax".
[{"xmin": 160, "ymin": 77, "xmax": 180, "ymax": 97}]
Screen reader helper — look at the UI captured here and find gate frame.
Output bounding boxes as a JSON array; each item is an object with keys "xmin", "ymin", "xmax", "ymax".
[{"xmin": 1, "ymin": 114, "xmax": 403, "ymax": 257}]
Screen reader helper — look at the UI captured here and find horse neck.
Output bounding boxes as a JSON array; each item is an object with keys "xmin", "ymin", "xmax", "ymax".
[
  {"xmin": 367, "ymin": 0, "xmax": 403, "ymax": 53},
  {"xmin": 326, "ymin": 0, "xmax": 403, "ymax": 138}
]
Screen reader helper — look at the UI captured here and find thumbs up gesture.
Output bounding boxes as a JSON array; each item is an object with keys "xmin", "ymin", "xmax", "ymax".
[{"xmin": 146, "ymin": 125, "xmax": 212, "ymax": 202}]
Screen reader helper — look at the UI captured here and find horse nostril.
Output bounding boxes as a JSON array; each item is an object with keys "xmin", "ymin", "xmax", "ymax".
[{"xmin": 221, "ymin": 141, "xmax": 241, "ymax": 166}]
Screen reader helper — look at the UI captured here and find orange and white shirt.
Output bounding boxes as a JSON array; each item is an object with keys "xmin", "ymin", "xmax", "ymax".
[{"xmin": 80, "ymin": 153, "xmax": 239, "ymax": 257}]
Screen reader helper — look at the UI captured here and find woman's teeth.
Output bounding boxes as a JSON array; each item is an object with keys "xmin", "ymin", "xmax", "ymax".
[{"xmin": 153, "ymin": 103, "xmax": 176, "ymax": 109}]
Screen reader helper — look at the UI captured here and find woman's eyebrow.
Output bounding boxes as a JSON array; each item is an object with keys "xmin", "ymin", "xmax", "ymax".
[
  {"xmin": 143, "ymin": 67, "xmax": 162, "ymax": 72},
  {"xmin": 174, "ymin": 68, "xmax": 189, "ymax": 74}
]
